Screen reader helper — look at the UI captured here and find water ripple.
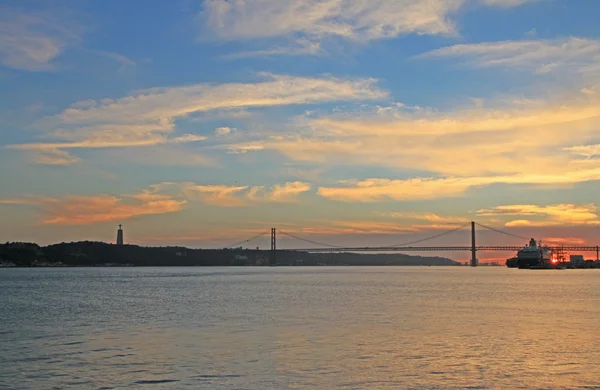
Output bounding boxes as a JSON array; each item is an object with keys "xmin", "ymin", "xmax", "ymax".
[
  {"xmin": 133, "ymin": 379, "xmax": 179, "ymax": 384},
  {"xmin": 1, "ymin": 267, "xmax": 599, "ymax": 389}
]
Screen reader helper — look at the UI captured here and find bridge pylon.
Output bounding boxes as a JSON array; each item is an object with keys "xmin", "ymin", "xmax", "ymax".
[
  {"xmin": 470, "ymin": 221, "xmax": 478, "ymax": 267},
  {"xmin": 270, "ymin": 228, "xmax": 276, "ymax": 266}
]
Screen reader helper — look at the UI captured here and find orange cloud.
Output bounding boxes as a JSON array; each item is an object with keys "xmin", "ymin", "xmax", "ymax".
[
  {"xmin": 179, "ymin": 181, "xmax": 311, "ymax": 206},
  {"xmin": 543, "ymin": 237, "xmax": 586, "ymax": 245},
  {"xmin": 211, "ymin": 86, "xmax": 600, "ymax": 201},
  {"xmin": 316, "ymin": 167, "xmax": 600, "ymax": 202},
  {"xmin": 383, "ymin": 212, "xmax": 470, "ymax": 224},
  {"xmin": 267, "ymin": 182, "xmax": 312, "ymax": 202},
  {"xmin": 250, "ymin": 92, "xmax": 600, "ymax": 178},
  {"xmin": 1, "ymin": 191, "xmax": 186, "ymax": 225},
  {"xmin": 317, "ymin": 177, "xmax": 477, "ymax": 202},
  {"xmin": 181, "ymin": 184, "xmax": 250, "ymax": 207},
  {"xmin": 477, "ymin": 204, "xmax": 600, "ymax": 227}
]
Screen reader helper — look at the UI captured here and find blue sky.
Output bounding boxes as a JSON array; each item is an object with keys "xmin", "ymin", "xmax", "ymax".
[{"xmin": 1, "ymin": 0, "xmax": 600, "ymax": 260}]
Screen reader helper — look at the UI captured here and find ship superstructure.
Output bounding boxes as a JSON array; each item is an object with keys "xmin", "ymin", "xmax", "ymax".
[{"xmin": 517, "ymin": 238, "xmax": 552, "ymax": 269}]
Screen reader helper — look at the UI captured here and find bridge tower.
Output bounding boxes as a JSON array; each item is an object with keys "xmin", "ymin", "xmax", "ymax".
[
  {"xmin": 270, "ymin": 228, "xmax": 276, "ymax": 266},
  {"xmin": 470, "ymin": 221, "xmax": 478, "ymax": 267}
]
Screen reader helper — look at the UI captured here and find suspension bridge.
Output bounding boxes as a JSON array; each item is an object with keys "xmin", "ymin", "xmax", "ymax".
[{"xmin": 223, "ymin": 222, "xmax": 600, "ymax": 267}]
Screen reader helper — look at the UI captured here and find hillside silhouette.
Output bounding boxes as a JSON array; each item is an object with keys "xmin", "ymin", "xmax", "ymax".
[{"xmin": 0, "ymin": 241, "xmax": 461, "ymax": 267}]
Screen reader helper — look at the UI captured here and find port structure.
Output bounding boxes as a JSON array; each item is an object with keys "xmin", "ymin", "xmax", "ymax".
[{"xmin": 224, "ymin": 222, "xmax": 600, "ymax": 266}]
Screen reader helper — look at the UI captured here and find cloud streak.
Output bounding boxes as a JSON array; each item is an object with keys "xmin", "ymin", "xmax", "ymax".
[
  {"xmin": 0, "ymin": 6, "xmax": 81, "ymax": 71},
  {"xmin": 480, "ymin": 0, "xmax": 537, "ymax": 6},
  {"xmin": 201, "ymin": 0, "xmax": 538, "ymax": 58},
  {"xmin": 200, "ymin": 0, "xmax": 464, "ymax": 42},
  {"xmin": 477, "ymin": 204, "xmax": 600, "ymax": 227},
  {"xmin": 0, "ymin": 180, "xmax": 312, "ymax": 225},
  {"xmin": 217, "ymin": 85, "xmax": 600, "ymax": 199},
  {"xmin": 317, "ymin": 169, "xmax": 600, "ymax": 203},
  {"xmin": 383, "ymin": 212, "xmax": 470, "ymax": 224},
  {"xmin": 8, "ymin": 73, "xmax": 385, "ymax": 164},
  {"xmin": 241, "ymin": 90, "xmax": 600, "ymax": 174},
  {"xmin": 421, "ymin": 37, "xmax": 600, "ymax": 74},
  {"xmin": 223, "ymin": 39, "xmax": 322, "ymax": 59},
  {"xmin": 1, "ymin": 190, "xmax": 186, "ymax": 225},
  {"xmin": 179, "ymin": 181, "xmax": 312, "ymax": 206}
]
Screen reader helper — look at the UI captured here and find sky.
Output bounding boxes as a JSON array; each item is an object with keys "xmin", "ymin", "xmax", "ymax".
[{"xmin": 1, "ymin": 0, "xmax": 600, "ymax": 261}]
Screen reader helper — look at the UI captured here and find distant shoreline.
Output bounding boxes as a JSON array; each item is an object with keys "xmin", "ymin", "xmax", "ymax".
[
  {"xmin": 0, "ymin": 264, "xmax": 476, "ymax": 268},
  {"xmin": 1, "ymin": 241, "xmax": 462, "ymax": 267}
]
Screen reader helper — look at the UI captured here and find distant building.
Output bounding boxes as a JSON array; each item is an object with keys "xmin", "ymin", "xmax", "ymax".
[
  {"xmin": 585, "ymin": 260, "xmax": 595, "ymax": 268},
  {"xmin": 570, "ymin": 255, "xmax": 585, "ymax": 267},
  {"xmin": 116, "ymin": 224, "xmax": 124, "ymax": 246}
]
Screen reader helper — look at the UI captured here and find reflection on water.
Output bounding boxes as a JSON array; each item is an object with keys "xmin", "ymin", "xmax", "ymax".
[{"xmin": 1, "ymin": 267, "xmax": 599, "ymax": 389}]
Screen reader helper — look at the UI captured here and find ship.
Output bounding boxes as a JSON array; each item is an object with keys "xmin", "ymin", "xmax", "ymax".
[
  {"xmin": 505, "ymin": 257, "xmax": 518, "ymax": 268},
  {"xmin": 516, "ymin": 238, "xmax": 553, "ymax": 269}
]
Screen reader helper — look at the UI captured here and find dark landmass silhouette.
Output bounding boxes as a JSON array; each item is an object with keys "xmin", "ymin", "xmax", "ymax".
[{"xmin": 0, "ymin": 241, "xmax": 461, "ymax": 267}]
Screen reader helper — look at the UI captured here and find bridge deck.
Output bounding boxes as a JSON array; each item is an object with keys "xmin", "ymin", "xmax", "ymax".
[{"xmin": 285, "ymin": 246, "xmax": 600, "ymax": 252}]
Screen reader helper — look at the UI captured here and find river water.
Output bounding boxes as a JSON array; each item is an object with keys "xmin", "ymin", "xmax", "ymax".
[{"xmin": 1, "ymin": 267, "xmax": 599, "ymax": 389}]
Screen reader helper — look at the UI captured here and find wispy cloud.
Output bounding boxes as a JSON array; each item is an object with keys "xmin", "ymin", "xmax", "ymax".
[
  {"xmin": 8, "ymin": 134, "xmax": 207, "ymax": 165},
  {"xmin": 543, "ymin": 237, "xmax": 586, "ymax": 245},
  {"xmin": 200, "ymin": 0, "xmax": 463, "ymax": 42},
  {"xmin": 86, "ymin": 49, "xmax": 136, "ymax": 70},
  {"xmin": 480, "ymin": 0, "xmax": 538, "ymax": 6},
  {"xmin": 477, "ymin": 204, "xmax": 600, "ymax": 227},
  {"xmin": 318, "ymin": 167, "xmax": 600, "ymax": 202},
  {"xmin": 28, "ymin": 148, "xmax": 81, "ymax": 165},
  {"xmin": 222, "ymin": 86, "xmax": 600, "ymax": 198},
  {"xmin": 223, "ymin": 39, "xmax": 321, "ymax": 59},
  {"xmin": 420, "ymin": 37, "xmax": 600, "ymax": 74},
  {"xmin": 181, "ymin": 184, "xmax": 250, "ymax": 207},
  {"xmin": 1, "ymin": 181, "xmax": 310, "ymax": 225},
  {"xmin": 265, "ymin": 181, "xmax": 312, "ymax": 202},
  {"xmin": 383, "ymin": 212, "xmax": 470, "ymax": 224},
  {"xmin": 214, "ymin": 126, "xmax": 235, "ymax": 136},
  {"xmin": 318, "ymin": 178, "xmax": 475, "ymax": 202},
  {"xmin": 200, "ymin": 0, "xmax": 538, "ymax": 57},
  {"xmin": 178, "ymin": 181, "xmax": 311, "ymax": 206},
  {"xmin": 255, "ymin": 97, "xmax": 592, "ymax": 169},
  {"xmin": 317, "ymin": 168, "xmax": 600, "ymax": 202},
  {"xmin": 8, "ymin": 73, "xmax": 385, "ymax": 164},
  {"xmin": 563, "ymin": 144, "xmax": 600, "ymax": 159},
  {"xmin": 1, "ymin": 189, "xmax": 186, "ymax": 225},
  {"xmin": 226, "ymin": 143, "xmax": 265, "ymax": 154},
  {"xmin": 0, "ymin": 5, "xmax": 81, "ymax": 71}
]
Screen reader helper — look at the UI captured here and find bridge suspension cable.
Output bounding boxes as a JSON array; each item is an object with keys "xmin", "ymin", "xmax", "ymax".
[
  {"xmin": 475, "ymin": 222, "xmax": 529, "ymax": 241},
  {"xmin": 223, "ymin": 231, "xmax": 269, "ymax": 249},
  {"xmin": 386, "ymin": 222, "xmax": 471, "ymax": 247},
  {"xmin": 278, "ymin": 230, "xmax": 344, "ymax": 248}
]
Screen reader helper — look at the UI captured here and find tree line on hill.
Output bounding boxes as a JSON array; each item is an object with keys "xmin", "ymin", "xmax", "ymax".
[{"xmin": 0, "ymin": 241, "xmax": 461, "ymax": 267}]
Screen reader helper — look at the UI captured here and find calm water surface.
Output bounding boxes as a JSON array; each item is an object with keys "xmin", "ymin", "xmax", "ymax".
[{"xmin": 1, "ymin": 267, "xmax": 599, "ymax": 389}]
